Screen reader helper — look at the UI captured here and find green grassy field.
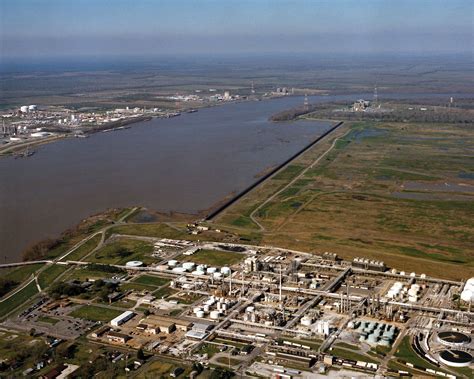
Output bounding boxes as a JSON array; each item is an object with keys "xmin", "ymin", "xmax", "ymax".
[
  {"xmin": 329, "ymin": 347, "xmax": 379, "ymax": 363},
  {"xmin": 107, "ymin": 223, "xmax": 188, "ymax": 239},
  {"xmin": 132, "ymin": 274, "xmax": 170, "ymax": 287},
  {"xmin": 0, "ymin": 264, "xmax": 44, "ymax": 286},
  {"xmin": 37, "ymin": 315, "xmax": 60, "ymax": 324},
  {"xmin": 184, "ymin": 249, "xmax": 245, "ymax": 267},
  {"xmin": 63, "ymin": 234, "xmax": 101, "ymax": 261},
  {"xmin": 215, "ymin": 121, "xmax": 474, "ymax": 280},
  {"xmin": 90, "ymin": 238, "xmax": 154, "ymax": 265},
  {"xmin": 61, "ymin": 266, "xmax": 116, "ymax": 282},
  {"xmin": 394, "ymin": 336, "xmax": 454, "ymax": 375},
  {"xmin": 0, "ymin": 281, "xmax": 39, "ymax": 318},
  {"xmin": 69, "ymin": 305, "xmax": 123, "ymax": 322},
  {"xmin": 37, "ymin": 264, "xmax": 69, "ymax": 289},
  {"xmin": 153, "ymin": 285, "xmax": 178, "ymax": 299}
]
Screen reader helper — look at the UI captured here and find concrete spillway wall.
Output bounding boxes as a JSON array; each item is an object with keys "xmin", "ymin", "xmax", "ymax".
[{"xmin": 206, "ymin": 121, "xmax": 344, "ymax": 220}]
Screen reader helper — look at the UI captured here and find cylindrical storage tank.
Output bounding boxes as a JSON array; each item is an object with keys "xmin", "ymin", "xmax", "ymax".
[
  {"xmin": 213, "ymin": 272, "xmax": 222, "ymax": 280},
  {"xmin": 28, "ymin": 105, "xmax": 37, "ymax": 111},
  {"xmin": 168, "ymin": 260, "xmax": 178, "ymax": 267},
  {"xmin": 400, "ymin": 271, "xmax": 406, "ymax": 276},
  {"xmin": 368, "ymin": 334, "xmax": 378, "ymax": 344},
  {"xmin": 410, "ymin": 272, "xmax": 416, "ymax": 277},
  {"xmin": 246, "ymin": 306, "xmax": 255, "ymax": 313},
  {"xmin": 301, "ymin": 317, "xmax": 312, "ymax": 326},
  {"xmin": 408, "ymin": 295, "xmax": 418, "ymax": 303},
  {"xmin": 197, "ymin": 265, "xmax": 206, "ymax": 271},
  {"xmin": 196, "ymin": 310, "xmax": 205, "ymax": 318},
  {"xmin": 193, "ymin": 307, "xmax": 202, "ymax": 314},
  {"xmin": 460, "ymin": 289, "xmax": 474, "ymax": 302},
  {"xmin": 172, "ymin": 267, "xmax": 187, "ymax": 274},
  {"xmin": 182, "ymin": 262, "xmax": 195, "ymax": 270},
  {"xmin": 391, "ymin": 269, "xmax": 397, "ymax": 274},
  {"xmin": 221, "ymin": 303, "xmax": 228, "ymax": 311},
  {"xmin": 203, "ymin": 305, "xmax": 210, "ymax": 312},
  {"xmin": 379, "ymin": 339, "xmax": 390, "ymax": 347},
  {"xmin": 192, "ymin": 270, "xmax": 205, "ymax": 276},
  {"xmin": 221, "ymin": 267, "xmax": 231, "ymax": 276},
  {"xmin": 210, "ymin": 311, "xmax": 220, "ymax": 319},
  {"xmin": 206, "ymin": 267, "xmax": 217, "ymax": 274}
]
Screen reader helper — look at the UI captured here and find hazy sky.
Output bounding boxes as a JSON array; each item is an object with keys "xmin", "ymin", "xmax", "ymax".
[{"xmin": 1, "ymin": 0, "xmax": 472, "ymax": 58}]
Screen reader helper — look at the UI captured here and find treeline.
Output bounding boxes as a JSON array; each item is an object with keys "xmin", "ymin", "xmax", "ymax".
[
  {"xmin": 86, "ymin": 263, "xmax": 125, "ymax": 273},
  {"xmin": 329, "ymin": 108, "xmax": 474, "ymax": 124},
  {"xmin": 270, "ymin": 104, "xmax": 320, "ymax": 121},
  {"xmin": 21, "ymin": 211, "xmax": 116, "ymax": 262},
  {"xmin": 0, "ymin": 278, "xmax": 17, "ymax": 297},
  {"xmin": 270, "ymin": 102, "xmax": 474, "ymax": 124}
]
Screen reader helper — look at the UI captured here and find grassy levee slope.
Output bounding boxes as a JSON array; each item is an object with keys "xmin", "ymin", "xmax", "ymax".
[{"xmin": 215, "ymin": 121, "xmax": 474, "ymax": 280}]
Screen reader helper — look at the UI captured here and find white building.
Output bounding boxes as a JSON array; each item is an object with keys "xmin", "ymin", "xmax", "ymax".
[{"xmin": 110, "ymin": 311, "xmax": 135, "ymax": 327}]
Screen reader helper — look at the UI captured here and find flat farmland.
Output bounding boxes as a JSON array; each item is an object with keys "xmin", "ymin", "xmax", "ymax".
[{"xmin": 215, "ymin": 121, "xmax": 474, "ymax": 280}]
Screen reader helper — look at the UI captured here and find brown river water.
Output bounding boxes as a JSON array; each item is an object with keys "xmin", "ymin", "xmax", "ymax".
[{"xmin": 0, "ymin": 96, "xmax": 337, "ymax": 262}]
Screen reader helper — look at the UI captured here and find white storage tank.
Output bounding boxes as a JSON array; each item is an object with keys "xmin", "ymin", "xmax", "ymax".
[
  {"xmin": 168, "ymin": 260, "xmax": 178, "ymax": 267},
  {"xmin": 210, "ymin": 311, "xmax": 220, "ymax": 319},
  {"xmin": 300, "ymin": 317, "xmax": 313, "ymax": 326},
  {"xmin": 172, "ymin": 267, "xmax": 186, "ymax": 274},
  {"xmin": 221, "ymin": 267, "xmax": 231, "ymax": 276},
  {"xmin": 182, "ymin": 262, "xmax": 195, "ymax": 270},
  {"xmin": 193, "ymin": 307, "xmax": 202, "ymax": 314},
  {"xmin": 213, "ymin": 272, "xmax": 223, "ymax": 279},
  {"xmin": 196, "ymin": 310, "xmax": 205, "ymax": 318},
  {"xmin": 206, "ymin": 267, "xmax": 217, "ymax": 274}
]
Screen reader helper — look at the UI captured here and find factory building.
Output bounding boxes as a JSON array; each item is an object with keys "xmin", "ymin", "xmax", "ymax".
[
  {"xmin": 352, "ymin": 258, "xmax": 386, "ymax": 272},
  {"xmin": 110, "ymin": 311, "xmax": 135, "ymax": 327},
  {"xmin": 106, "ymin": 331, "xmax": 130, "ymax": 344},
  {"xmin": 143, "ymin": 315, "xmax": 192, "ymax": 333}
]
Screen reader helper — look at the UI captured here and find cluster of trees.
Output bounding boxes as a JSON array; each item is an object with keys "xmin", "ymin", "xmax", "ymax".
[
  {"xmin": 270, "ymin": 104, "xmax": 319, "ymax": 121},
  {"xmin": 48, "ymin": 279, "xmax": 120, "ymax": 301},
  {"xmin": 22, "ymin": 238, "xmax": 63, "ymax": 261},
  {"xmin": 270, "ymin": 101, "xmax": 474, "ymax": 124},
  {"xmin": 0, "ymin": 278, "xmax": 17, "ymax": 297},
  {"xmin": 86, "ymin": 263, "xmax": 125, "ymax": 274},
  {"xmin": 48, "ymin": 282, "xmax": 86, "ymax": 299}
]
